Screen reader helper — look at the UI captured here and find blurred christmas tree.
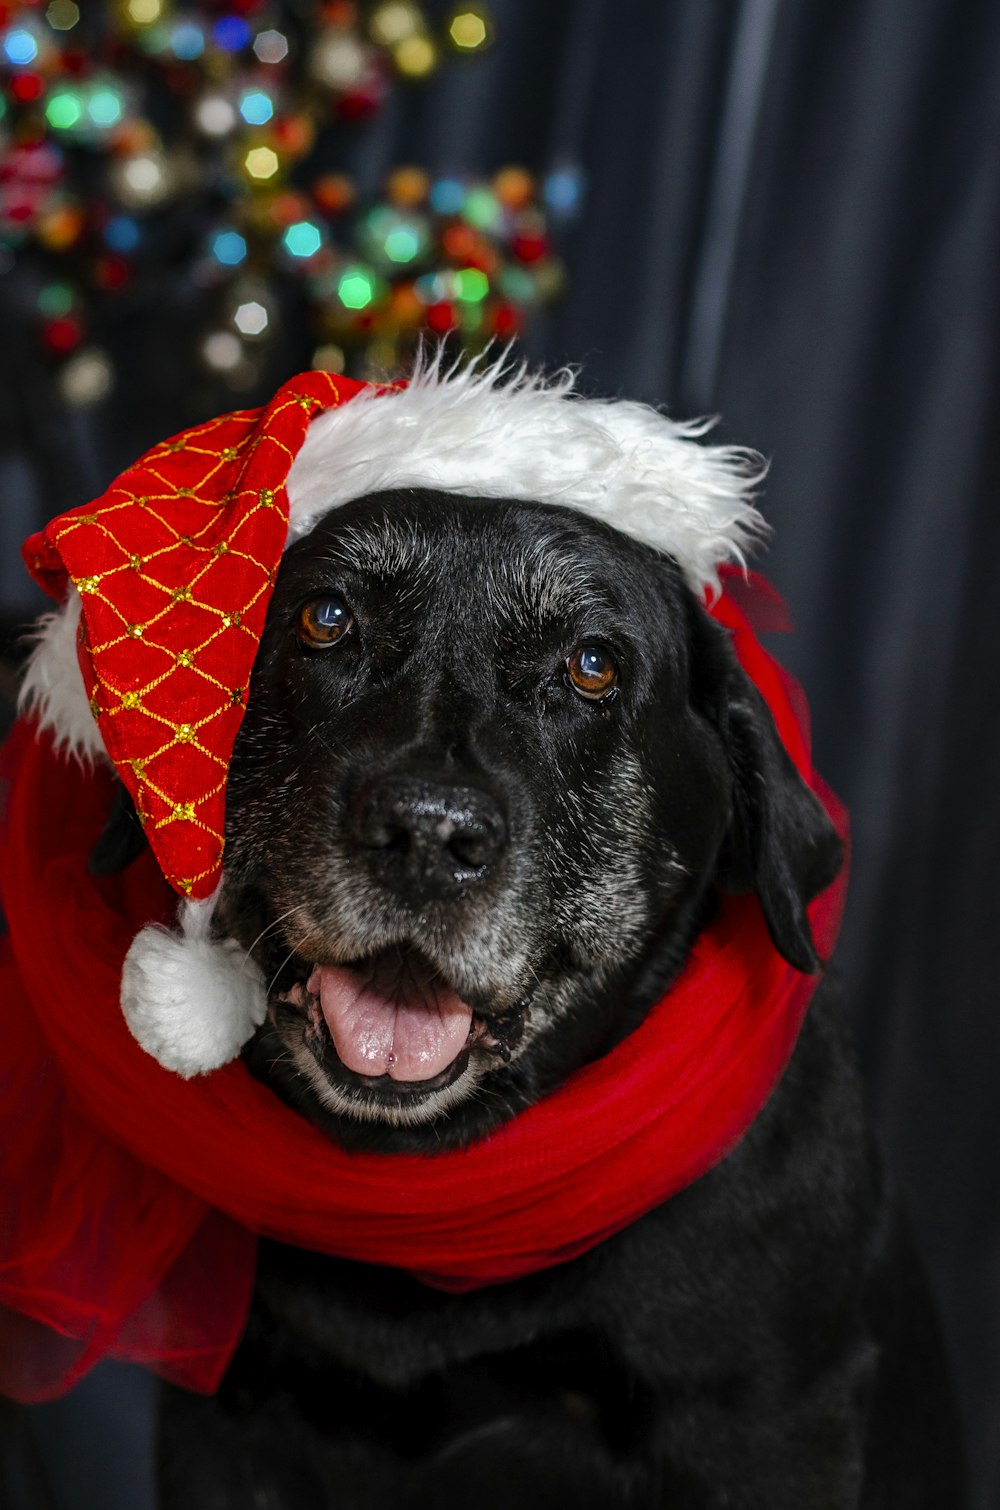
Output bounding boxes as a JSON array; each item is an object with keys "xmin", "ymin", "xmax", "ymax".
[{"xmin": 0, "ymin": 0, "xmax": 582, "ymax": 410}]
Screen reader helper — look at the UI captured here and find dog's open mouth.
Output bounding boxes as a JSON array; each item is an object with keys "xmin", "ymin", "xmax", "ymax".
[
  {"xmin": 309, "ymin": 949, "xmax": 476, "ymax": 1085},
  {"xmin": 276, "ymin": 946, "xmax": 530, "ymax": 1099}
]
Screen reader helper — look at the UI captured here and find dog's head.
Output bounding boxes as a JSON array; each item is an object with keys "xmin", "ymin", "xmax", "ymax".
[{"xmin": 210, "ymin": 486, "xmax": 841, "ymax": 1152}]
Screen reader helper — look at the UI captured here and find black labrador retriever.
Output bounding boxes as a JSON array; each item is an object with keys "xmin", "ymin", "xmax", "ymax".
[{"xmin": 148, "ymin": 487, "xmax": 965, "ymax": 1508}]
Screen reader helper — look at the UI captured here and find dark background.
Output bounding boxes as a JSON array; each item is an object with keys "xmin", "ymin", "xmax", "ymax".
[{"xmin": 2, "ymin": 2, "xmax": 997, "ymax": 1505}]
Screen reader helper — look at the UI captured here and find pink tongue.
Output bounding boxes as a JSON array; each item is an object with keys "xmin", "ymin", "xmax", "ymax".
[{"xmin": 308, "ymin": 959, "xmax": 473, "ymax": 1082}]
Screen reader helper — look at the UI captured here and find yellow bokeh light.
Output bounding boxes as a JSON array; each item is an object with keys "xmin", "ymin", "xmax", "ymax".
[
  {"xmin": 386, "ymin": 166, "xmax": 430, "ymax": 206},
  {"xmin": 313, "ymin": 343, "xmax": 346, "ymax": 375},
  {"xmin": 449, "ymin": 12, "xmax": 489, "ymax": 50},
  {"xmin": 394, "ymin": 34, "xmax": 437, "ymax": 77},
  {"xmin": 46, "ymin": 0, "xmax": 81, "ymax": 30},
  {"xmin": 126, "ymin": 0, "xmax": 163, "ymax": 24},
  {"xmin": 244, "ymin": 146, "xmax": 280, "ymax": 181},
  {"xmin": 494, "ymin": 166, "xmax": 534, "ymax": 209},
  {"xmin": 369, "ymin": 1, "xmax": 422, "ymax": 47}
]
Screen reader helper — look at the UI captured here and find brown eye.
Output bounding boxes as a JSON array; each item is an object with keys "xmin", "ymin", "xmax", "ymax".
[
  {"xmin": 296, "ymin": 595, "xmax": 354, "ymax": 649},
  {"xmin": 566, "ymin": 644, "xmax": 619, "ymax": 700}
]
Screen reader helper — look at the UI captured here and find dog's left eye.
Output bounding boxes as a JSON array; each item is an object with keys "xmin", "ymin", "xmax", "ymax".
[
  {"xmin": 296, "ymin": 595, "xmax": 354, "ymax": 649},
  {"xmin": 565, "ymin": 644, "xmax": 619, "ymax": 700}
]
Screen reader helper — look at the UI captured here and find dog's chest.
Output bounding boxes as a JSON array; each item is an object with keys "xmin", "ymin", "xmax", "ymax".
[{"xmin": 223, "ymin": 1237, "xmax": 669, "ymax": 1505}]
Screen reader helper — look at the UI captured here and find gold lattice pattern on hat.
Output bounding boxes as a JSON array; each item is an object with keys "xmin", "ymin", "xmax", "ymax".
[{"xmin": 46, "ymin": 378, "xmax": 348, "ymax": 896}]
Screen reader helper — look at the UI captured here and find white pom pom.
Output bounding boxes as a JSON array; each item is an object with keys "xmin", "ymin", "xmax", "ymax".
[{"xmin": 120, "ymin": 890, "xmax": 267, "ymax": 1078}]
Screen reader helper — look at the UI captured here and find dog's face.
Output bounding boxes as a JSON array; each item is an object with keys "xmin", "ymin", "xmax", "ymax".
[{"xmin": 219, "ymin": 488, "xmax": 840, "ymax": 1152}]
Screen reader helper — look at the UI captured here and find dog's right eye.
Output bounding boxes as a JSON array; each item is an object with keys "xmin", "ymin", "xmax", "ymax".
[{"xmin": 296, "ymin": 595, "xmax": 354, "ymax": 649}]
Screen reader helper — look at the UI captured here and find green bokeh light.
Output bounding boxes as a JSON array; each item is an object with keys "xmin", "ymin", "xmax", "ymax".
[
  {"xmin": 383, "ymin": 226, "xmax": 421, "ymax": 263},
  {"xmin": 338, "ymin": 266, "xmax": 378, "ymax": 309},
  {"xmin": 453, "ymin": 267, "xmax": 489, "ymax": 302},
  {"xmin": 459, "ymin": 302, "xmax": 484, "ymax": 334},
  {"xmin": 45, "ymin": 89, "xmax": 84, "ymax": 131},
  {"xmin": 37, "ymin": 282, "xmax": 75, "ymax": 318},
  {"xmin": 358, "ymin": 206, "xmax": 430, "ymax": 271},
  {"xmin": 498, "ymin": 265, "xmax": 538, "ymax": 304},
  {"xmin": 461, "ymin": 187, "xmax": 502, "ymax": 231}
]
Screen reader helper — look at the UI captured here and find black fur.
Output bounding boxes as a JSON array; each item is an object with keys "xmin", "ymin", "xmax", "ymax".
[{"xmin": 134, "ymin": 490, "xmax": 964, "ymax": 1506}]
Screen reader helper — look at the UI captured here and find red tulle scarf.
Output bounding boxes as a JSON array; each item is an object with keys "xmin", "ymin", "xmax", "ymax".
[{"xmin": 0, "ymin": 590, "xmax": 847, "ymax": 1403}]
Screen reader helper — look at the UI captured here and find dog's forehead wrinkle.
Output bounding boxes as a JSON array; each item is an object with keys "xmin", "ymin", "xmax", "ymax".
[
  {"xmin": 278, "ymin": 522, "xmax": 439, "ymax": 626},
  {"xmin": 315, "ymin": 498, "xmax": 615, "ymax": 631},
  {"xmin": 486, "ymin": 536, "xmax": 611, "ymax": 631},
  {"xmin": 311, "ymin": 512, "xmax": 431, "ymax": 574}
]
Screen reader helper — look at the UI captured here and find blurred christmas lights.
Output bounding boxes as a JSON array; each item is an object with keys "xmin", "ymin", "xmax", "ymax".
[{"xmin": 0, "ymin": 1, "xmax": 584, "ymax": 400}]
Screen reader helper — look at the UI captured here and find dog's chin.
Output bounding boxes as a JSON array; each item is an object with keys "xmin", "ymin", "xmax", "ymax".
[{"xmin": 247, "ymin": 942, "xmax": 535, "ymax": 1144}]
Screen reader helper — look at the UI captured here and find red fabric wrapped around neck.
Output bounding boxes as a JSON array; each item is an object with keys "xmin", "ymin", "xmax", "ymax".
[{"xmin": 0, "ymin": 586, "xmax": 847, "ymax": 1402}]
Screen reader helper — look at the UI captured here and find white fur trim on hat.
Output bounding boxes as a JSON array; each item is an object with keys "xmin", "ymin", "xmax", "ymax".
[
  {"xmin": 286, "ymin": 349, "xmax": 767, "ymax": 597},
  {"xmin": 18, "ymin": 586, "xmax": 107, "ymax": 765},
  {"xmin": 120, "ymin": 888, "xmax": 267, "ymax": 1077}
]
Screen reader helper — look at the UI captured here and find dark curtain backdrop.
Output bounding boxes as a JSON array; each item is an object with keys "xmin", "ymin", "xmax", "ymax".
[{"xmin": 2, "ymin": 3, "xmax": 997, "ymax": 1506}]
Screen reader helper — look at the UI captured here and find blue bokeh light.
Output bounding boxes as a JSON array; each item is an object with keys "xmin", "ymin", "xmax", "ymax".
[
  {"xmin": 105, "ymin": 217, "xmax": 141, "ymax": 254},
  {"xmin": 543, "ymin": 168, "xmax": 585, "ymax": 216},
  {"xmin": 238, "ymin": 90, "xmax": 274, "ymax": 126},
  {"xmin": 170, "ymin": 21, "xmax": 206, "ymax": 61},
  {"xmin": 282, "ymin": 221, "xmax": 322, "ymax": 259},
  {"xmin": 429, "ymin": 178, "xmax": 465, "ymax": 216},
  {"xmin": 213, "ymin": 16, "xmax": 251, "ymax": 53},
  {"xmin": 211, "ymin": 230, "xmax": 248, "ymax": 266},
  {"xmin": 3, "ymin": 28, "xmax": 40, "ymax": 67}
]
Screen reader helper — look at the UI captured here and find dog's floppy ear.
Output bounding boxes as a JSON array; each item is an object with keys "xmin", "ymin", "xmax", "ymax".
[
  {"xmin": 718, "ymin": 674, "xmax": 843, "ymax": 973},
  {"xmin": 687, "ymin": 601, "xmax": 843, "ymax": 974}
]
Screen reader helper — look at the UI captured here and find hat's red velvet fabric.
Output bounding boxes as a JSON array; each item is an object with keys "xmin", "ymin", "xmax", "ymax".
[{"xmin": 22, "ymin": 370, "xmax": 371, "ymax": 899}]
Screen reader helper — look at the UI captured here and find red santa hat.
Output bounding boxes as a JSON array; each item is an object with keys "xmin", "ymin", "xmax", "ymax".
[{"xmin": 18, "ymin": 352, "xmax": 764, "ymax": 1078}]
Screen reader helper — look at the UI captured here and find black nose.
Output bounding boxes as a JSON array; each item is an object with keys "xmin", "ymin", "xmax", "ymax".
[{"xmin": 350, "ymin": 775, "xmax": 507, "ymax": 899}]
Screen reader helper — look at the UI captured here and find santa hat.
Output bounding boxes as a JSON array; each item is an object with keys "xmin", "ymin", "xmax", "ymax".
[{"xmin": 18, "ymin": 351, "xmax": 764, "ymax": 1078}]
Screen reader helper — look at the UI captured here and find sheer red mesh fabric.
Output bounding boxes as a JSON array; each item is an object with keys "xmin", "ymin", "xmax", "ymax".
[{"xmin": 0, "ymin": 586, "xmax": 847, "ymax": 1400}]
